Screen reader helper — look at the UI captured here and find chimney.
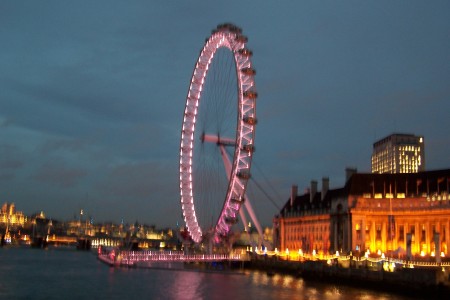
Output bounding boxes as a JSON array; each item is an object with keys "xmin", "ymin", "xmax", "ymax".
[
  {"xmin": 310, "ymin": 180, "xmax": 317, "ymax": 203},
  {"xmin": 345, "ymin": 167, "xmax": 357, "ymax": 182},
  {"xmin": 321, "ymin": 177, "xmax": 329, "ymax": 201},
  {"xmin": 290, "ymin": 185, "xmax": 298, "ymax": 207}
]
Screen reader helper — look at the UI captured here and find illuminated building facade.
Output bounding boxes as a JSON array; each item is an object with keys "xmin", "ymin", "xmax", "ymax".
[
  {"xmin": 371, "ymin": 133, "xmax": 425, "ymax": 174},
  {"xmin": 275, "ymin": 169, "xmax": 450, "ymax": 258},
  {"xmin": 273, "ymin": 177, "xmax": 334, "ymax": 253},
  {"xmin": 0, "ymin": 202, "xmax": 26, "ymax": 227}
]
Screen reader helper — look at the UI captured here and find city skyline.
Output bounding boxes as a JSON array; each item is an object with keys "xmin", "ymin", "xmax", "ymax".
[{"xmin": 1, "ymin": 1, "xmax": 449, "ymax": 228}]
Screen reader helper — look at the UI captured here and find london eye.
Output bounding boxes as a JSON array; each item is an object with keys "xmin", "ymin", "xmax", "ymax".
[{"xmin": 179, "ymin": 23, "xmax": 258, "ymax": 244}]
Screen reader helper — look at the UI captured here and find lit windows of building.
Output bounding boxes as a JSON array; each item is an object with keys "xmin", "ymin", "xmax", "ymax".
[
  {"xmin": 371, "ymin": 133, "xmax": 425, "ymax": 174},
  {"xmin": 274, "ymin": 169, "xmax": 450, "ymax": 258},
  {"xmin": 0, "ymin": 202, "xmax": 26, "ymax": 227}
]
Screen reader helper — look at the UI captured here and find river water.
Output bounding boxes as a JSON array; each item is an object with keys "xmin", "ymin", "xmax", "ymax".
[{"xmin": 0, "ymin": 247, "xmax": 416, "ymax": 300}]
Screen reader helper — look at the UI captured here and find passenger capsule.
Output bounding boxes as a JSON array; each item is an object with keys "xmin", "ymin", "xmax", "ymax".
[
  {"xmin": 235, "ymin": 35, "xmax": 248, "ymax": 43},
  {"xmin": 241, "ymin": 144, "xmax": 255, "ymax": 153},
  {"xmin": 228, "ymin": 25, "xmax": 242, "ymax": 34},
  {"xmin": 243, "ymin": 91, "xmax": 258, "ymax": 99},
  {"xmin": 238, "ymin": 48, "xmax": 253, "ymax": 57},
  {"xmin": 230, "ymin": 197, "xmax": 245, "ymax": 204},
  {"xmin": 236, "ymin": 171, "xmax": 251, "ymax": 180},
  {"xmin": 225, "ymin": 217, "xmax": 238, "ymax": 225},
  {"xmin": 243, "ymin": 116, "xmax": 257, "ymax": 125},
  {"xmin": 241, "ymin": 67, "xmax": 256, "ymax": 76}
]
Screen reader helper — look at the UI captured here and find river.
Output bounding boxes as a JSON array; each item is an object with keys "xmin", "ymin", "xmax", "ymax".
[{"xmin": 0, "ymin": 247, "xmax": 416, "ymax": 300}]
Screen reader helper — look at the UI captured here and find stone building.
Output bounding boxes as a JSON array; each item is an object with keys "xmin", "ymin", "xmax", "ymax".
[
  {"xmin": 274, "ymin": 168, "xmax": 450, "ymax": 258},
  {"xmin": 0, "ymin": 202, "xmax": 26, "ymax": 228}
]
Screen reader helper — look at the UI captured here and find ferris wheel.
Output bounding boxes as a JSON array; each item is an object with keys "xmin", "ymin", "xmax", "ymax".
[{"xmin": 179, "ymin": 23, "xmax": 259, "ymax": 244}]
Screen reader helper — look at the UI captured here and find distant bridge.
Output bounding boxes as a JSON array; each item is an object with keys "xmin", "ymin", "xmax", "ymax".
[{"xmin": 97, "ymin": 248, "xmax": 250, "ymax": 267}]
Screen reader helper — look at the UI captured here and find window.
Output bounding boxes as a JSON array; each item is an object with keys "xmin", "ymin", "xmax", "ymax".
[
  {"xmin": 421, "ymin": 225, "xmax": 426, "ymax": 242},
  {"xmin": 410, "ymin": 225, "xmax": 415, "ymax": 242},
  {"xmin": 365, "ymin": 225, "xmax": 370, "ymax": 240},
  {"xmin": 356, "ymin": 223, "xmax": 361, "ymax": 240},
  {"xmin": 376, "ymin": 224, "xmax": 382, "ymax": 240},
  {"xmin": 399, "ymin": 225, "xmax": 404, "ymax": 241}
]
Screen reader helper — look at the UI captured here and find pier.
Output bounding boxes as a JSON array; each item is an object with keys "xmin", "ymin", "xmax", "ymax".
[{"xmin": 97, "ymin": 247, "xmax": 250, "ymax": 268}]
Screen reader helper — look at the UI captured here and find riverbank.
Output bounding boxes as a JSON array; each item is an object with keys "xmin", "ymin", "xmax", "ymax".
[{"xmin": 246, "ymin": 257, "xmax": 450, "ymax": 298}]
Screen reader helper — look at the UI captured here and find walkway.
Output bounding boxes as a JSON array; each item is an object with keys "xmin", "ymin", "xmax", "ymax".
[{"xmin": 97, "ymin": 248, "xmax": 250, "ymax": 267}]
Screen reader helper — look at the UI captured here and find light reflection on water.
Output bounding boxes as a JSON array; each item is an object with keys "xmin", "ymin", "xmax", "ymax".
[
  {"xmin": 323, "ymin": 286, "xmax": 342, "ymax": 300},
  {"xmin": 160, "ymin": 269, "xmax": 205, "ymax": 300},
  {"xmin": 0, "ymin": 248, "xmax": 416, "ymax": 300},
  {"xmin": 253, "ymin": 272, "xmax": 303, "ymax": 291}
]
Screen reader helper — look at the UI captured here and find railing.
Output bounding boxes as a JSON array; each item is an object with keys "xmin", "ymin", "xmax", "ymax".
[
  {"xmin": 253, "ymin": 249, "xmax": 450, "ymax": 269},
  {"xmin": 98, "ymin": 248, "xmax": 250, "ymax": 267}
]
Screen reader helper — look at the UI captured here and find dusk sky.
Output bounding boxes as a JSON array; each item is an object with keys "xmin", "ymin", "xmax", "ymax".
[{"xmin": 1, "ymin": 1, "xmax": 449, "ymax": 228}]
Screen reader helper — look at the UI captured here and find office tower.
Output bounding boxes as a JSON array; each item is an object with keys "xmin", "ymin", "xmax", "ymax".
[{"xmin": 371, "ymin": 133, "xmax": 425, "ymax": 174}]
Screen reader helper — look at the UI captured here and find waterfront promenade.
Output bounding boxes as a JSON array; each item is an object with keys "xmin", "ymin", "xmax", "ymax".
[{"xmin": 248, "ymin": 251, "xmax": 450, "ymax": 298}]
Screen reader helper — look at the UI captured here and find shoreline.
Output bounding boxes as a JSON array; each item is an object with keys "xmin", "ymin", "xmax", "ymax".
[{"xmin": 245, "ymin": 258, "xmax": 450, "ymax": 298}]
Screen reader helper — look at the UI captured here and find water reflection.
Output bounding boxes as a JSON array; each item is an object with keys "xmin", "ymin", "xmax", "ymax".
[
  {"xmin": 145, "ymin": 270, "xmax": 206, "ymax": 300},
  {"xmin": 252, "ymin": 271, "xmax": 305, "ymax": 291},
  {"xmin": 305, "ymin": 287, "xmax": 320, "ymax": 300},
  {"xmin": 0, "ymin": 249, "xmax": 418, "ymax": 300},
  {"xmin": 168, "ymin": 271, "xmax": 204, "ymax": 300},
  {"xmin": 247, "ymin": 271, "xmax": 413, "ymax": 300},
  {"xmin": 323, "ymin": 286, "xmax": 342, "ymax": 300}
]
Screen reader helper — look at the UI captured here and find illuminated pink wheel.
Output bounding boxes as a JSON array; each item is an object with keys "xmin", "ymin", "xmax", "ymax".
[{"xmin": 179, "ymin": 23, "xmax": 257, "ymax": 244}]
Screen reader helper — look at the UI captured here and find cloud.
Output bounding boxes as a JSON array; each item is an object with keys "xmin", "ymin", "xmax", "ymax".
[
  {"xmin": 31, "ymin": 161, "xmax": 87, "ymax": 188},
  {"xmin": 0, "ymin": 160, "xmax": 23, "ymax": 170},
  {"xmin": 277, "ymin": 149, "xmax": 307, "ymax": 161},
  {"xmin": 92, "ymin": 160, "xmax": 181, "ymax": 224},
  {"xmin": 0, "ymin": 144, "xmax": 25, "ymax": 166},
  {"xmin": 0, "ymin": 173, "xmax": 14, "ymax": 181},
  {"xmin": 0, "ymin": 144, "xmax": 24, "ymax": 182},
  {"xmin": 0, "ymin": 118, "xmax": 13, "ymax": 128},
  {"xmin": 96, "ymin": 161, "xmax": 173, "ymax": 199},
  {"xmin": 39, "ymin": 138, "xmax": 87, "ymax": 155}
]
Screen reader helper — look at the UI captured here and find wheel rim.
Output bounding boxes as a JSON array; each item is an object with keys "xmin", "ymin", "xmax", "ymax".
[{"xmin": 180, "ymin": 24, "xmax": 257, "ymax": 244}]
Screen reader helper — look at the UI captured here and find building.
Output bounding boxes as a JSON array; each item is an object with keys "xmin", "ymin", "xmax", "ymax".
[
  {"xmin": 274, "ymin": 168, "xmax": 450, "ymax": 258},
  {"xmin": 0, "ymin": 202, "xmax": 26, "ymax": 228},
  {"xmin": 371, "ymin": 133, "xmax": 425, "ymax": 174},
  {"xmin": 273, "ymin": 177, "xmax": 333, "ymax": 254}
]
